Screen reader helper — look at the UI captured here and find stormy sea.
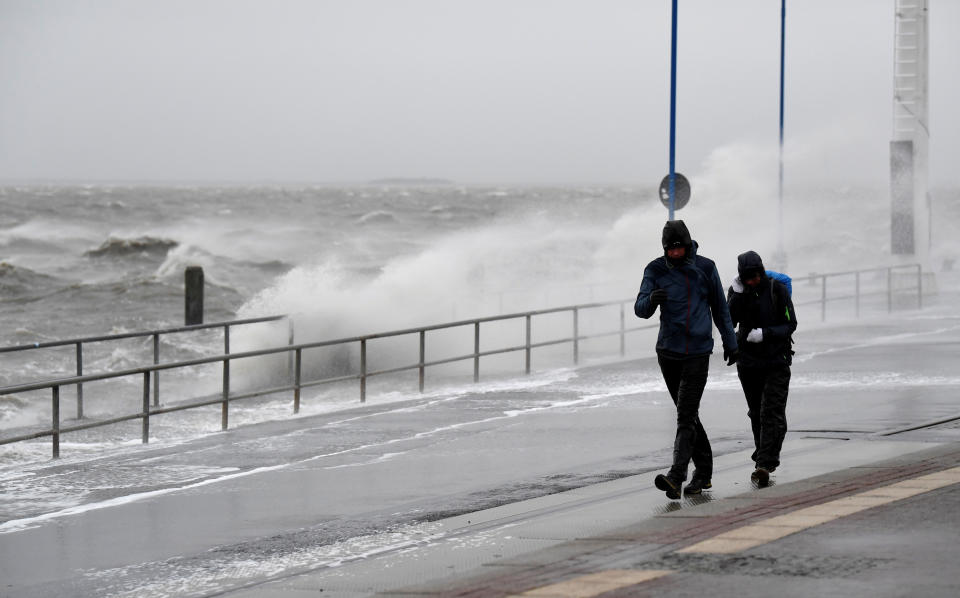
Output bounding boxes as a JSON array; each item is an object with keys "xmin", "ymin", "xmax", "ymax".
[{"xmin": 1, "ymin": 180, "xmax": 957, "ymax": 486}]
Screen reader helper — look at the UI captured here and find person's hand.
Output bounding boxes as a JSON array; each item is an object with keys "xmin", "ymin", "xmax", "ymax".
[
  {"xmin": 650, "ymin": 289, "xmax": 668, "ymax": 306},
  {"xmin": 730, "ymin": 276, "xmax": 744, "ymax": 294},
  {"xmin": 724, "ymin": 348, "xmax": 739, "ymax": 366},
  {"xmin": 746, "ymin": 328, "xmax": 763, "ymax": 343}
]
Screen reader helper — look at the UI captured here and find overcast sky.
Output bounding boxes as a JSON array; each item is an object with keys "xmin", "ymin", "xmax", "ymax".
[{"xmin": 0, "ymin": 0, "xmax": 957, "ymax": 186}]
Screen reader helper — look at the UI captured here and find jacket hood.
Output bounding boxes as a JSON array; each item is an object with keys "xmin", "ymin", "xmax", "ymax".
[
  {"xmin": 737, "ymin": 250, "xmax": 766, "ymax": 279},
  {"xmin": 661, "ymin": 220, "xmax": 692, "ymax": 250}
]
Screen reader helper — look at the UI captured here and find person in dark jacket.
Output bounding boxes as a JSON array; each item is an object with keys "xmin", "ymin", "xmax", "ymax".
[
  {"xmin": 635, "ymin": 220, "xmax": 739, "ymax": 499},
  {"xmin": 727, "ymin": 250, "xmax": 798, "ymax": 487}
]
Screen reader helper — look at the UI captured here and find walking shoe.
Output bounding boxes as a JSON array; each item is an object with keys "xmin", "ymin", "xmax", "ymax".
[
  {"xmin": 751, "ymin": 467, "xmax": 771, "ymax": 487},
  {"xmin": 684, "ymin": 478, "xmax": 712, "ymax": 495},
  {"xmin": 654, "ymin": 474, "xmax": 682, "ymax": 500}
]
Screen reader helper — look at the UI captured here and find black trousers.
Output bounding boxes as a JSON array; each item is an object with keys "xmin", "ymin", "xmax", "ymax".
[
  {"xmin": 658, "ymin": 354, "xmax": 711, "ymax": 483},
  {"xmin": 737, "ymin": 364, "xmax": 791, "ymax": 470}
]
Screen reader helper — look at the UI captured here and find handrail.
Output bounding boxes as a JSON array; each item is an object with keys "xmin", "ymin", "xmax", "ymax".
[
  {"xmin": 1, "ymin": 299, "xmax": 655, "ymax": 457},
  {"xmin": 0, "ymin": 314, "xmax": 292, "ymax": 421},
  {"xmin": 0, "ymin": 315, "xmax": 287, "ymax": 354},
  {"xmin": 0, "ymin": 263, "xmax": 923, "ymax": 458}
]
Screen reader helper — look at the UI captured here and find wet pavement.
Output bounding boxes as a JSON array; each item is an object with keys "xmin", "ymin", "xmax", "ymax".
[
  {"xmin": 2, "ymin": 284, "xmax": 960, "ymax": 597},
  {"xmin": 217, "ymin": 437, "xmax": 960, "ymax": 597}
]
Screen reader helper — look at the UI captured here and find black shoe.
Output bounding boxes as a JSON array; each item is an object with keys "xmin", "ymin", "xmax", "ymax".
[
  {"xmin": 684, "ymin": 478, "xmax": 712, "ymax": 495},
  {"xmin": 751, "ymin": 467, "xmax": 771, "ymax": 487},
  {"xmin": 654, "ymin": 474, "xmax": 682, "ymax": 499}
]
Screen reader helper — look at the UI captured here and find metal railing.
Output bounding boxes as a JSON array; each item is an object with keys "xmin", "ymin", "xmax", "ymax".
[
  {"xmin": 0, "ymin": 300, "xmax": 655, "ymax": 457},
  {"xmin": 0, "ymin": 316, "xmax": 292, "ymax": 420},
  {"xmin": 790, "ymin": 264, "xmax": 923, "ymax": 321},
  {"xmin": 0, "ymin": 263, "xmax": 924, "ymax": 458}
]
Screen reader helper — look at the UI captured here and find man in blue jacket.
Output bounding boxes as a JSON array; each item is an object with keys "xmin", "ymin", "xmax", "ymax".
[{"xmin": 635, "ymin": 220, "xmax": 739, "ymax": 499}]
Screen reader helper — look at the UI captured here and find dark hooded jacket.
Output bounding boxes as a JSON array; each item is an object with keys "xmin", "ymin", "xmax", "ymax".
[
  {"xmin": 726, "ymin": 250, "xmax": 797, "ymax": 367},
  {"xmin": 635, "ymin": 221, "xmax": 738, "ymax": 358}
]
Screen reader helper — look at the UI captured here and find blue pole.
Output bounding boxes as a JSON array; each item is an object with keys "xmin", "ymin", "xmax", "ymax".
[
  {"xmin": 669, "ymin": 0, "xmax": 678, "ymax": 220},
  {"xmin": 777, "ymin": 0, "xmax": 786, "ymax": 257}
]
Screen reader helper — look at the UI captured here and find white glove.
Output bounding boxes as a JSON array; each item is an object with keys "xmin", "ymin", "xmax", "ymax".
[
  {"xmin": 746, "ymin": 328, "xmax": 763, "ymax": 343},
  {"xmin": 730, "ymin": 276, "xmax": 744, "ymax": 294}
]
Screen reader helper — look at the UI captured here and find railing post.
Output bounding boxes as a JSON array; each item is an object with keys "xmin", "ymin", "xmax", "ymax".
[
  {"xmin": 75, "ymin": 342, "xmax": 83, "ymax": 420},
  {"xmin": 887, "ymin": 267, "xmax": 893, "ymax": 313},
  {"xmin": 473, "ymin": 321, "xmax": 480, "ymax": 383},
  {"xmin": 142, "ymin": 371, "xmax": 150, "ymax": 444},
  {"xmin": 419, "ymin": 330, "xmax": 426, "ymax": 392},
  {"xmin": 619, "ymin": 303, "xmax": 626, "ymax": 357},
  {"xmin": 820, "ymin": 276, "xmax": 827, "ymax": 322},
  {"xmin": 293, "ymin": 348, "xmax": 302, "ymax": 414},
  {"xmin": 360, "ymin": 339, "xmax": 367, "ymax": 403},
  {"xmin": 221, "ymin": 357, "xmax": 230, "ymax": 431},
  {"xmin": 573, "ymin": 307, "xmax": 579, "ymax": 365},
  {"xmin": 855, "ymin": 271, "xmax": 861, "ymax": 318},
  {"xmin": 287, "ymin": 318, "xmax": 295, "ymax": 381},
  {"xmin": 152, "ymin": 333, "xmax": 160, "ymax": 407},
  {"xmin": 223, "ymin": 325, "xmax": 231, "ymax": 430},
  {"xmin": 917, "ymin": 264, "xmax": 923, "ymax": 309},
  {"xmin": 525, "ymin": 314, "xmax": 532, "ymax": 375},
  {"xmin": 52, "ymin": 385, "xmax": 60, "ymax": 459}
]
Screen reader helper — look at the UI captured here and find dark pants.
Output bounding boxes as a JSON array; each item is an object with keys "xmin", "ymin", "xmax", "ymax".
[
  {"xmin": 737, "ymin": 364, "xmax": 791, "ymax": 470},
  {"xmin": 658, "ymin": 354, "xmax": 711, "ymax": 483}
]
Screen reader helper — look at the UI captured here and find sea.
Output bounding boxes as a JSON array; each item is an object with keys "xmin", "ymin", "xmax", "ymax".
[{"xmin": 1, "ymin": 182, "xmax": 957, "ymax": 469}]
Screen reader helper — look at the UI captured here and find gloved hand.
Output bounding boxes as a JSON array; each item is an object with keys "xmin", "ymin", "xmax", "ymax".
[
  {"xmin": 746, "ymin": 328, "xmax": 764, "ymax": 343},
  {"xmin": 650, "ymin": 289, "xmax": 668, "ymax": 306},
  {"xmin": 724, "ymin": 348, "xmax": 739, "ymax": 366},
  {"xmin": 730, "ymin": 276, "xmax": 744, "ymax": 294}
]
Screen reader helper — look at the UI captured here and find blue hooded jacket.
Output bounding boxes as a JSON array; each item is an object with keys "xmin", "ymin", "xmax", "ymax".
[{"xmin": 634, "ymin": 221, "xmax": 737, "ymax": 358}]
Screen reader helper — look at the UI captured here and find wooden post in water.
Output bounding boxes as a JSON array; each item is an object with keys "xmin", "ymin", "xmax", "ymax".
[{"xmin": 185, "ymin": 266, "xmax": 204, "ymax": 325}]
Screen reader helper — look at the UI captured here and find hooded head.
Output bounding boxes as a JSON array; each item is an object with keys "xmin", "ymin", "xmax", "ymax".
[
  {"xmin": 662, "ymin": 220, "xmax": 692, "ymax": 265},
  {"xmin": 737, "ymin": 250, "xmax": 766, "ymax": 287}
]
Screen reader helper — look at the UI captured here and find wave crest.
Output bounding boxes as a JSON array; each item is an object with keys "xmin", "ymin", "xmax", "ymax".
[{"xmin": 85, "ymin": 236, "xmax": 179, "ymax": 258}]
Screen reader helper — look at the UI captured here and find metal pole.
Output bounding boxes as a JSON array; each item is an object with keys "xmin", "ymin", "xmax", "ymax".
[
  {"xmin": 52, "ymin": 385, "xmax": 60, "ymax": 459},
  {"xmin": 221, "ymin": 357, "xmax": 229, "ymax": 431},
  {"xmin": 222, "ymin": 324, "xmax": 231, "ymax": 430},
  {"xmin": 668, "ymin": 0, "xmax": 679, "ymax": 220},
  {"xmin": 360, "ymin": 339, "xmax": 367, "ymax": 402},
  {"xmin": 473, "ymin": 322, "xmax": 480, "ymax": 383},
  {"xmin": 419, "ymin": 330, "xmax": 426, "ymax": 392},
  {"xmin": 152, "ymin": 333, "xmax": 160, "ymax": 407},
  {"xmin": 821, "ymin": 276, "xmax": 827, "ymax": 322},
  {"xmin": 525, "ymin": 314, "xmax": 532, "ymax": 374},
  {"xmin": 293, "ymin": 348, "xmax": 302, "ymax": 414},
  {"xmin": 142, "ymin": 371, "xmax": 150, "ymax": 444},
  {"xmin": 777, "ymin": 0, "xmax": 786, "ymax": 261},
  {"xmin": 75, "ymin": 342, "xmax": 83, "ymax": 420},
  {"xmin": 573, "ymin": 308, "xmax": 580, "ymax": 365}
]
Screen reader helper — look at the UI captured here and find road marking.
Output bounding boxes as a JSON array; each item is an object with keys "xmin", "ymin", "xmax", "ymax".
[
  {"xmin": 511, "ymin": 569, "xmax": 672, "ymax": 597},
  {"xmin": 678, "ymin": 465, "xmax": 960, "ymax": 554}
]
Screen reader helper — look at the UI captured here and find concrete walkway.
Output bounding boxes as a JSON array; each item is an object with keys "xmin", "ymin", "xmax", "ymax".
[
  {"xmin": 3, "ymin": 283, "xmax": 958, "ymax": 597},
  {"xmin": 220, "ymin": 431, "xmax": 960, "ymax": 597}
]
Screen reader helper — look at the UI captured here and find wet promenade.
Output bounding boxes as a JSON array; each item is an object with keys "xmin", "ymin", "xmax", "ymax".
[{"xmin": 2, "ymin": 281, "xmax": 959, "ymax": 597}]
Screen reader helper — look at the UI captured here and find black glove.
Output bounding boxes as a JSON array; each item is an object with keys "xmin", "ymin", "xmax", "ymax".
[
  {"xmin": 650, "ymin": 289, "xmax": 668, "ymax": 306},
  {"xmin": 724, "ymin": 348, "xmax": 739, "ymax": 366}
]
